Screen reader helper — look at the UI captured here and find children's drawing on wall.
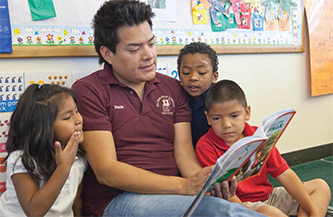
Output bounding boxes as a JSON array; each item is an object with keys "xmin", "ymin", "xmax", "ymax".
[{"xmin": 9, "ymin": 0, "xmax": 302, "ymax": 47}]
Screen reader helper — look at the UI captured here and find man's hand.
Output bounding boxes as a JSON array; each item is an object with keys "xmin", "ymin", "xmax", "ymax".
[
  {"xmin": 209, "ymin": 176, "xmax": 237, "ymax": 201},
  {"xmin": 183, "ymin": 166, "xmax": 237, "ymax": 201},
  {"xmin": 183, "ymin": 166, "xmax": 213, "ymax": 195}
]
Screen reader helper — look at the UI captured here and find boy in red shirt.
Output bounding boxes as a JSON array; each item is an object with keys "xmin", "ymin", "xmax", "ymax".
[{"xmin": 196, "ymin": 79, "xmax": 331, "ymax": 217}]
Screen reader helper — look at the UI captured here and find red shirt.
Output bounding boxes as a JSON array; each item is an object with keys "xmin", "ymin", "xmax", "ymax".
[
  {"xmin": 72, "ymin": 64, "xmax": 191, "ymax": 216},
  {"xmin": 196, "ymin": 123, "xmax": 289, "ymax": 202}
]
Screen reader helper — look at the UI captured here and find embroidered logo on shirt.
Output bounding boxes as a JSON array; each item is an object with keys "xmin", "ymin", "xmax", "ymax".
[
  {"xmin": 156, "ymin": 96, "xmax": 174, "ymax": 115},
  {"xmin": 114, "ymin": 105, "xmax": 124, "ymax": 109}
]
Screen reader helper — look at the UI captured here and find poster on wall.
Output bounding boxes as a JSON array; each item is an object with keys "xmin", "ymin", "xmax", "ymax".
[
  {"xmin": 6, "ymin": 0, "xmax": 303, "ymax": 50},
  {"xmin": 304, "ymin": 0, "xmax": 333, "ymax": 96}
]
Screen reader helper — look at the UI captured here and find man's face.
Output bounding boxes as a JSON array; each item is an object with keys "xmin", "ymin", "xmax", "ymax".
[{"xmin": 103, "ymin": 21, "xmax": 157, "ymax": 89}]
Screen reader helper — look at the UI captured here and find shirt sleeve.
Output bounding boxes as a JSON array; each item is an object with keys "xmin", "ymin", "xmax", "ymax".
[
  {"xmin": 8, "ymin": 151, "xmax": 28, "ymax": 176},
  {"xmin": 196, "ymin": 145, "xmax": 220, "ymax": 167},
  {"xmin": 266, "ymin": 147, "xmax": 289, "ymax": 178},
  {"xmin": 170, "ymin": 79, "xmax": 191, "ymax": 124},
  {"xmin": 72, "ymin": 78, "xmax": 112, "ymax": 132}
]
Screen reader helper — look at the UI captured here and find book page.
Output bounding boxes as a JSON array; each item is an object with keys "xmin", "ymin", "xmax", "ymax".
[
  {"xmin": 211, "ymin": 140, "xmax": 264, "ymax": 185},
  {"xmin": 237, "ymin": 110, "xmax": 296, "ymax": 183}
]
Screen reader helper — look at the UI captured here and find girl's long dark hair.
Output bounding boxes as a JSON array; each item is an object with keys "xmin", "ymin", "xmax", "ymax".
[{"xmin": 6, "ymin": 84, "xmax": 78, "ymax": 181}]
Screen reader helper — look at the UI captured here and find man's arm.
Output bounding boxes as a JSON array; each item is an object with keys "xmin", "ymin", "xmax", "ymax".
[
  {"xmin": 173, "ymin": 122, "xmax": 202, "ymax": 177},
  {"xmin": 173, "ymin": 122, "xmax": 237, "ymax": 200},
  {"xmin": 82, "ymin": 130, "xmax": 212, "ymax": 195},
  {"xmin": 277, "ymin": 168, "xmax": 320, "ymax": 216},
  {"xmin": 72, "ymin": 181, "xmax": 83, "ymax": 216}
]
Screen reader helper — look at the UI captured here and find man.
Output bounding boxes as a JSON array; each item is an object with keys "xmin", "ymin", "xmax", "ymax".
[{"xmin": 72, "ymin": 1, "xmax": 266, "ymax": 216}]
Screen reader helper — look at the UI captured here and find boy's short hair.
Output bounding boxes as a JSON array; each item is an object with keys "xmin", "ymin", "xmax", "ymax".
[
  {"xmin": 93, "ymin": 0, "xmax": 155, "ymax": 64},
  {"xmin": 205, "ymin": 79, "xmax": 247, "ymax": 111},
  {"xmin": 177, "ymin": 42, "xmax": 219, "ymax": 73}
]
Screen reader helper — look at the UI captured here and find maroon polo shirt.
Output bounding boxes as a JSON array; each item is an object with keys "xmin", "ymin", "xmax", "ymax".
[{"xmin": 72, "ymin": 64, "xmax": 191, "ymax": 216}]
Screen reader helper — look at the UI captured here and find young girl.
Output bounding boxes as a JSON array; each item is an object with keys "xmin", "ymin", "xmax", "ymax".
[{"xmin": 0, "ymin": 84, "xmax": 86, "ymax": 217}]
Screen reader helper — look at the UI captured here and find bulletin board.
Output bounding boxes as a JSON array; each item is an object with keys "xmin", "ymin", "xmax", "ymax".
[
  {"xmin": 0, "ymin": 0, "xmax": 304, "ymax": 58},
  {"xmin": 304, "ymin": 0, "xmax": 333, "ymax": 96}
]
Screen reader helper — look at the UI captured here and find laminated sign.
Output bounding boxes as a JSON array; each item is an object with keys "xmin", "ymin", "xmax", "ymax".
[
  {"xmin": 28, "ymin": 0, "xmax": 56, "ymax": 21},
  {"xmin": 0, "ymin": 0, "xmax": 12, "ymax": 53}
]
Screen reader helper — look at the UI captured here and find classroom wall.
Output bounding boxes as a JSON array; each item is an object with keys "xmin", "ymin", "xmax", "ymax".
[{"xmin": 0, "ymin": 27, "xmax": 332, "ymax": 155}]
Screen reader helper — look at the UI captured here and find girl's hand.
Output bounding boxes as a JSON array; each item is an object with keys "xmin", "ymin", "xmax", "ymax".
[
  {"xmin": 54, "ymin": 131, "xmax": 81, "ymax": 169},
  {"xmin": 12, "ymin": 131, "xmax": 82, "ymax": 216}
]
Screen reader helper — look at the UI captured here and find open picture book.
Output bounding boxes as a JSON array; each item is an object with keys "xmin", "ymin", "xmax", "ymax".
[{"xmin": 183, "ymin": 108, "xmax": 296, "ymax": 217}]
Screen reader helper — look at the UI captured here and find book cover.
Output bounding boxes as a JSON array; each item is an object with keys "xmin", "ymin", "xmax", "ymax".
[{"xmin": 183, "ymin": 108, "xmax": 296, "ymax": 216}]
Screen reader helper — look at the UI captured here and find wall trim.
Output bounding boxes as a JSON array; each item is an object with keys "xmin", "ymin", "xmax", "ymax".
[{"xmin": 282, "ymin": 143, "xmax": 333, "ymax": 166}]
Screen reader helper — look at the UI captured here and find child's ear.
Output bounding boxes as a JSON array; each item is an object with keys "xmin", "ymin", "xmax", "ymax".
[
  {"xmin": 204, "ymin": 111, "xmax": 212, "ymax": 126},
  {"xmin": 212, "ymin": 71, "xmax": 219, "ymax": 83},
  {"xmin": 245, "ymin": 105, "xmax": 251, "ymax": 121}
]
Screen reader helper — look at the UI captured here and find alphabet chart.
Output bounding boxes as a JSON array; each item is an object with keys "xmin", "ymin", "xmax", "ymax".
[{"xmin": 0, "ymin": 73, "xmax": 24, "ymax": 113}]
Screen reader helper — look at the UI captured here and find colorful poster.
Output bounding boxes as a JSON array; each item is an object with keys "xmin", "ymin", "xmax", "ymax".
[
  {"xmin": 304, "ymin": 0, "xmax": 333, "ymax": 96},
  {"xmin": 0, "ymin": 0, "xmax": 12, "ymax": 53},
  {"xmin": 8, "ymin": 0, "xmax": 303, "ymax": 48}
]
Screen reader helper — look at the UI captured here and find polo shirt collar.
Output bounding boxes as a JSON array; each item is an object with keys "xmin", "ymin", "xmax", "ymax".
[
  {"xmin": 243, "ymin": 122, "xmax": 256, "ymax": 137},
  {"xmin": 189, "ymin": 83, "xmax": 213, "ymax": 112},
  {"xmin": 99, "ymin": 63, "xmax": 160, "ymax": 87}
]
